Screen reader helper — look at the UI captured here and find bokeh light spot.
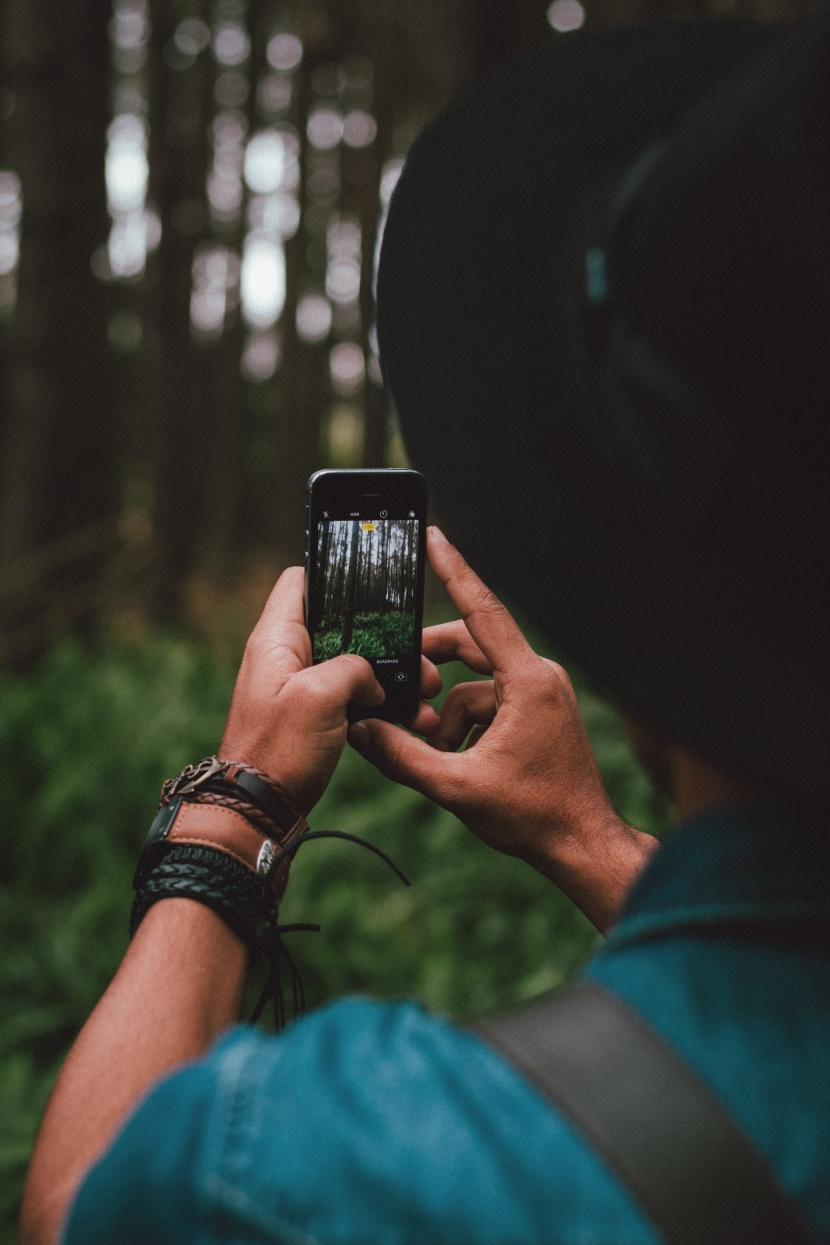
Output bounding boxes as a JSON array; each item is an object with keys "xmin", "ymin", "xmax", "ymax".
[
  {"xmin": 343, "ymin": 111, "xmax": 377, "ymax": 148},
  {"xmin": 307, "ymin": 106, "xmax": 343, "ymax": 151},
  {"xmin": 326, "ymin": 260, "xmax": 360, "ymax": 305},
  {"xmin": 241, "ymin": 329, "xmax": 281, "ymax": 382},
  {"xmin": 214, "ymin": 21, "xmax": 250, "ymax": 66},
  {"xmin": 329, "ymin": 344, "xmax": 365, "ymax": 397},
  {"xmin": 174, "ymin": 18, "xmax": 210, "ymax": 55},
  {"xmin": 190, "ymin": 243, "xmax": 238, "ymax": 341},
  {"xmin": 546, "ymin": 0, "xmax": 586, "ymax": 32},
  {"xmin": 110, "ymin": 0, "xmax": 148, "ymax": 51},
  {"xmin": 106, "ymin": 115, "xmax": 149, "ymax": 214},
  {"xmin": 266, "ymin": 33, "xmax": 303, "ymax": 72},
  {"xmin": 244, "ymin": 130, "xmax": 285, "ymax": 195},
  {"xmin": 241, "ymin": 234, "xmax": 286, "ymax": 328},
  {"xmin": 296, "ymin": 292, "xmax": 332, "ymax": 343},
  {"xmin": 0, "ymin": 171, "xmax": 22, "ymax": 284}
]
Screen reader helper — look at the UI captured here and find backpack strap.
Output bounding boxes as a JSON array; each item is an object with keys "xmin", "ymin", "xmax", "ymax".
[{"xmin": 476, "ymin": 981, "xmax": 818, "ymax": 1245}]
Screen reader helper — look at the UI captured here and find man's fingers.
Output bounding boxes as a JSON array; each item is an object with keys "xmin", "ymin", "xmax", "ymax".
[
  {"xmin": 297, "ymin": 653, "xmax": 385, "ymax": 716},
  {"xmin": 428, "ymin": 681, "xmax": 497, "ymax": 752},
  {"xmin": 422, "ymin": 621, "xmax": 492, "ymax": 675},
  {"xmin": 348, "ymin": 718, "xmax": 460, "ymax": 804},
  {"xmin": 408, "ymin": 700, "xmax": 442, "ymax": 735},
  {"xmin": 544, "ymin": 657, "xmax": 579, "ymax": 710},
  {"xmin": 427, "ymin": 529, "xmax": 533, "ymax": 675},
  {"xmin": 419, "ymin": 653, "xmax": 444, "ymax": 700}
]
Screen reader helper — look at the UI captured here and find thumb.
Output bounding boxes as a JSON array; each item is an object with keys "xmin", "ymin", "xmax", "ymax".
[
  {"xmin": 349, "ymin": 718, "xmax": 460, "ymax": 805},
  {"xmin": 297, "ymin": 654, "xmax": 385, "ymax": 715}
]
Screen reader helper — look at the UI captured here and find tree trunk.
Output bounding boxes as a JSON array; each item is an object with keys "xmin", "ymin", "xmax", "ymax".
[
  {"xmin": 145, "ymin": 0, "xmax": 215, "ymax": 618},
  {"xmin": 0, "ymin": 0, "xmax": 116, "ymax": 658},
  {"xmin": 340, "ymin": 519, "xmax": 359, "ymax": 650}
]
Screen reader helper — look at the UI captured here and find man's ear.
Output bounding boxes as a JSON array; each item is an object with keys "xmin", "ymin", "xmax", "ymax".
[{"xmin": 624, "ymin": 715, "xmax": 763, "ymax": 820}]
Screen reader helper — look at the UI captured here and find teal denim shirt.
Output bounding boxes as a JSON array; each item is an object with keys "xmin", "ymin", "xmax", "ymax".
[{"xmin": 64, "ymin": 804, "xmax": 830, "ymax": 1244}]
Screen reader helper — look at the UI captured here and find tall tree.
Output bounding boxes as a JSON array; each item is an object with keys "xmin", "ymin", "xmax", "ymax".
[
  {"xmin": 142, "ymin": 0, "xmax": 215, "ymax": 617},
  {"xmin": 0, "ymin": 0, "xmax": 116, "ymax": 659},
  {"xmin": 339, "ymin": 517, "xmax": 359, "ymax": 649}
]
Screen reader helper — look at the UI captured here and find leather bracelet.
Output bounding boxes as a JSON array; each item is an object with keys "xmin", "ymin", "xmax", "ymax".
[
  {"xmin": 168, "ymin": 802, "xmax": 294, "ymax": 897},
  {"xmin": 133, "ymin": 763, "xmax": 410, "ymax": 1029},
  {"xmin": 134, "ymin": 798, "xmax": 302, "ymax": 900},
  {"xmin": 160, "ymin": 756, "xmax": 307, "ymax": 840}
]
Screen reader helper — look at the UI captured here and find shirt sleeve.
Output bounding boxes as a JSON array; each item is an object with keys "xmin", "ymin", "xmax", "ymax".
[
  {"xmin": 62, "ymin": 1060, "xmax": 220, "ymax": 1245},
  {"xmin": 62, "ymin": 998, "xmax": 658, "ymax": 1245}
]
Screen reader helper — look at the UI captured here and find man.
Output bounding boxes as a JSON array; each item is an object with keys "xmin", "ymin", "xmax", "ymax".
[{"xmin": 21, "ymin": 9, "xmax": 830, "ymax": 1243}]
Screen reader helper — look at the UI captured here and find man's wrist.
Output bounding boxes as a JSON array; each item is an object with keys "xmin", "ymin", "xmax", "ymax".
[{"xmin": 530, "ymin": 814, "xmax": 659, "ymax": 933}]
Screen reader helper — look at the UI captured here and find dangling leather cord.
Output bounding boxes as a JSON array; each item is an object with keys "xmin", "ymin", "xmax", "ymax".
[
  {"xmin": 131, "ymin": 771, "xmax": 410, "ymax": 1031},
  {"xmin": 245, "ymin": 828, "xmax": 411, "ymax": 1026}
]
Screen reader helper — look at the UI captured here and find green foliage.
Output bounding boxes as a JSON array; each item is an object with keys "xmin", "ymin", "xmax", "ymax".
[
  {"xmin": 313, "ymin": 610, "xmax": 415, "ymax": 660},
  {"xmin": 0, "ymin": 636, "xmax": 235, "ymax": 1243},
  {"xmin": 0, "ymin": 633, "xmax": 666, "ymax": 1243}
]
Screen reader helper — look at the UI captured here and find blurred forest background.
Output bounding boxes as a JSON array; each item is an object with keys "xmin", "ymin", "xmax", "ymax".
[{"xmin": 0, "ymin": 0, "xmax": 812, "ymax": 1236}]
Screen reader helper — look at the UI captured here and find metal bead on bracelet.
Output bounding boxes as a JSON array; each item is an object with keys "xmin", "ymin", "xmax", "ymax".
[{"xmin": 131, "ymin": 756, "xmax": 410, "ymax": 1029}]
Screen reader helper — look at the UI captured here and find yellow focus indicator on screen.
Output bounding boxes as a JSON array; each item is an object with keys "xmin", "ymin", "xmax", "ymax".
[{"xmin": 362, "ymin": 522, "xmax": 376, "ymax": 531}]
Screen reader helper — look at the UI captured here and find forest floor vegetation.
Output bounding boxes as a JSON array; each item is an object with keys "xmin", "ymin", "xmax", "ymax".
[{"xmin": 312, "ymin": 609, "xmax": 416, "ymax": 660}]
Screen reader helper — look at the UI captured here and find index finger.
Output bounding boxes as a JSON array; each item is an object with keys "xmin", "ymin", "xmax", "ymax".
[
  {"xmin": 422, "ymin": 620, "xmax": 493, "ymax": 675},
  {"xmin": 427, "ymin": 528, "xmax": 534, "ymax": 675}
]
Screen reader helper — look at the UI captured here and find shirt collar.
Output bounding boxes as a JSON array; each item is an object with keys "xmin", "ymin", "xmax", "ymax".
[{"xmin": 606, "ymin": 800, "xmax": 830, "ymax": 951}]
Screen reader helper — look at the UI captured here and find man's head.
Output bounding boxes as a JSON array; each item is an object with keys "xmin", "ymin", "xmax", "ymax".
[{"xmin": 377, "ymin": 9, "xmax": 830, "ymax": 797}]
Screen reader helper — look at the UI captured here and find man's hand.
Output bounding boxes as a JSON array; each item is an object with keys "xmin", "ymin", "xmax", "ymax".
[
  {"xmin": 220, "ymin": 566, "xmax": 442, "ymax": 815},
  {"xmin": 349, "ymin": 529, "xmax": 657, "ymax": 930}
]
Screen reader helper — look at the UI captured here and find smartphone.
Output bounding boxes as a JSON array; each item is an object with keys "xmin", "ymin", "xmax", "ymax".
[{"xmin": 305, "ymin": 469, "xmax": 428, "ymax": 722}]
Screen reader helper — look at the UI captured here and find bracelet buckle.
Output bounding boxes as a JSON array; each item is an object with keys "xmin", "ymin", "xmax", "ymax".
[{"xmin": 163, "ymin": 756, "xmax": 226, "ymax": 801}]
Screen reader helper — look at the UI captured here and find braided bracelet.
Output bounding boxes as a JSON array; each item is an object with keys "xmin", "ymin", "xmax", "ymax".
[
  {"xmin": 130, "ymin": 843, "xmax": 280, "ymax": 962},
  {"xmin": 132, "ymin": 759, "xmax": 412, "ymax": 1029},
  {"xmin": 130, "ymin": 842, "xmax": 312, "ymax": 1027}
]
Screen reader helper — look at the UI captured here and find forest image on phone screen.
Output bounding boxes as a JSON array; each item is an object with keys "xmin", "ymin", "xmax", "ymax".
[{"xmin": 314, "ymin": 518, "xmax": 418, "ymax": 660}]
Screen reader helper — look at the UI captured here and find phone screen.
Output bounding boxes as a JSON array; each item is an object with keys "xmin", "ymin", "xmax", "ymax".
[{"xmin": 306, "ymin": 470, "xmax": 427, "ymax": 722}]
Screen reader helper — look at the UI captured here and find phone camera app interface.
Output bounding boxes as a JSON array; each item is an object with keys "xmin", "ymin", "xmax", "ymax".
[{"xmin": 313, "ymin": 517, "xmax": 419, "ymax": 672}]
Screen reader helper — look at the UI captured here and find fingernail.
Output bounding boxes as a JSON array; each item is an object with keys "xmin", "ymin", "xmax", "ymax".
[
  {"xmin": 428, "ymin": 526, "xmax": 448, "ymax": 545},
  {"xmin": 348, "ymin": 722, "xmax": 370, "ymax": 753}
]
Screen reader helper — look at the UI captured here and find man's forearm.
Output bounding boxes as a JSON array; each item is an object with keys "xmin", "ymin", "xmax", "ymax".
[{"xmin": 20, "ymin": 899, "xmax": 247, "ymax": 1245}]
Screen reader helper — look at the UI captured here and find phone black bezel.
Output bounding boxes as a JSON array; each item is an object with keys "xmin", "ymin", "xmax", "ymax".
[{"xmin": 305, "ymin": 469, "xmax": 428, "ymax": 723}]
